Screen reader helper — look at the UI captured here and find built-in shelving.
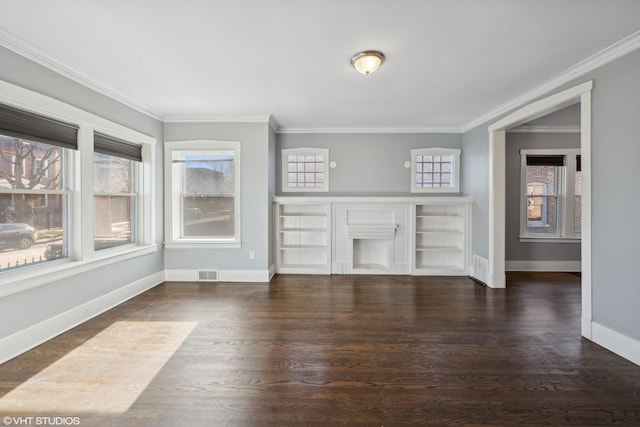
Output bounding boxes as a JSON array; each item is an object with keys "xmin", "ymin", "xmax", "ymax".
[
  {"xmin": 275, "ymin": 202, "xmax": 330, "ymax": 274},
  {"xmin": 413, "ymin": 202, "xmax": 470, "ymax": 275},
  {"xmin": 274, "ymin": 196, "xmax": 471, "ymax": 276}
]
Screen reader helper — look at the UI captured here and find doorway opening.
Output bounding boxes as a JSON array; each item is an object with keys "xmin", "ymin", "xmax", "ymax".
[{"xmin": 487, "ymin": 81, "xmax": 593, "ymax": 339}]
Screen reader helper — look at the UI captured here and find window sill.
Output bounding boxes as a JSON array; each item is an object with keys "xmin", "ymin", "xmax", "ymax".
[
  {"xmin": 0, "ymin": 244, "xmax": 159, "ymax": 298},
  {"xmin": 519, "ymin": 236, "xmax": 581, "ymax": 244},
  {"xmin": 164, "ymin": 241, "xmax": 241, "ymax": 249}
]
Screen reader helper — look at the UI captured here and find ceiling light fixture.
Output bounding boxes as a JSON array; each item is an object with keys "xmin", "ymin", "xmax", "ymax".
[{"xmin": 350, "ymin": 50, "xmax": 385, "ymax": 75}]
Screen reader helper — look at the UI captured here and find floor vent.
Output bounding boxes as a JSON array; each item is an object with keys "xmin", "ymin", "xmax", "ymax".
[
  {"xmin": 198, "ymin": 270, "xmax": 218, "ymax": 282},
  {"xmin": 472, "ymin": 255, "xmax": 489, "ymax": 284}
]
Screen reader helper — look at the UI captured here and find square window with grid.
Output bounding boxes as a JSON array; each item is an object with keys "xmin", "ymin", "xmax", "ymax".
[
  {"xmin": 282, "ymin": 148, "xmax": 329, "ymax": 192},
  {"xmin": 411, "ymin": 148, "xmax": 460, "ymax": 193},
  {"xmin": 415, "ymin": 154, "xmax": 454, "ymax": 188},
  {"xmin": 287, "ymin": 154, "xmax": 325, "ymax": 188}
]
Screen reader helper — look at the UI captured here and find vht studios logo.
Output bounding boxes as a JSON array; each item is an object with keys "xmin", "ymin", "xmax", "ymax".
[{"xmin": 2, "ymin": 416, "xmax": 80, "ymax": 426}]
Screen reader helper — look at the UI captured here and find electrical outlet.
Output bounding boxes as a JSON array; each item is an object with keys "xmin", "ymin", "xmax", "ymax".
[{"xmin": 249, "ymin": 250, "xmax": 255, "ymax": 260}]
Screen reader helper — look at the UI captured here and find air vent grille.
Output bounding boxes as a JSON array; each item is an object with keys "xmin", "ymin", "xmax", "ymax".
[
  {"xmin": 472, "ymin": 255, "xmax": 489, "ymax": 284},
  {"xmin": 198, "ymin": 270, "xmax": 218, "ymax": 282}
]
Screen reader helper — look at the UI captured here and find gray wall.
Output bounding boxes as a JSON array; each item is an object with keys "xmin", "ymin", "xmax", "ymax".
[
  {"xmin": 462, "ymin": 47, "xmax": 640, "ymax": 341},
  {"xmin": 461, "ymin": 125, "xmax": 489, "ymax": 259},
  {"xmin": 589, "ymin": 50, "xmax": 640, "ymax": 340},
  {"xmin": 505, "ymin": 132, "xmax": 581, "ymax": 262},
  {"xmin": 277, "ymin": 133, "xmax": 462, "ymax": 195},
  {"xmin": 268, "ymin": 125, "xmax": 277, "ymax": 269},
  {"xmin": 163, "ymin": 122, "xmax": 272, "ymax": 272},
  {"xmin": 0, "ymin": 46, "xmax": 164, "ymax": 339}
]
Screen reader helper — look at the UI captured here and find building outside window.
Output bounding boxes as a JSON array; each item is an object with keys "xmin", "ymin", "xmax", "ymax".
[
  {"xmin": 520, "ymin": 149, "xmax": 581, "ymax": 240},
  {"xmin": 93, "ymin": 132, "xmax": 142, "ymax": 251},
  {"xmin": 0, "ymin": 103, "xmax": 76, "ymax": 271},
  {"xmin": 165, "ymin": 140, "xmax": 241, "ymax": 246}
]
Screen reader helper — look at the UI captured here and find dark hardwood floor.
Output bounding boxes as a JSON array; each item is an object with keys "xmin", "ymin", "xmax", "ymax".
[{"xmin": 1, "ymin": 273, "xmax": 639, "ymax": 426}]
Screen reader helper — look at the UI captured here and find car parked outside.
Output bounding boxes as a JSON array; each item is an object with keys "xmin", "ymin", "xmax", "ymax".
[{"xmin": 0, "ymin": 223, "xmax": 38, "ymax": 249}]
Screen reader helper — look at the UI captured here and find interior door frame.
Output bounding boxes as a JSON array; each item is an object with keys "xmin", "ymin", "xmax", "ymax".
[{"xmin": 486, "ymin": 80, "xmax": 593, "ymax": 339}]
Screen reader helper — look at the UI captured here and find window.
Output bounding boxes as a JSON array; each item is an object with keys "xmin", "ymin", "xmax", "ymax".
[
  {"xmin": 520, "ymin": 149, "xmax": 580, "ymax": 241},
  {"xmin": 93, "ymin": 132, "xmax": 142, "ymax": 251},
  {"xmin": 0, "ymin": 103, "xmax": 77, "ymax": 271},
  {"xmin": 165, "ymin": 140, "xmax": 241, "ymax": 246},
  {"xmin": 411, "ymin": 147, "xmax": 460, "ymax": 193},
  {"xmin": 0, "ymin": 82, "xmax": 156, "ymax": 287},
  {"xmin": 282, "ymin": 147, "xmax": 329, "ymax": 192}
]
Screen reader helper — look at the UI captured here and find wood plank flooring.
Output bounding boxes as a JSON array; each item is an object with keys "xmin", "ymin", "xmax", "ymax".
[{"xmin": 1, "ymin": 273, "xmax": 639, "ymax": 426}]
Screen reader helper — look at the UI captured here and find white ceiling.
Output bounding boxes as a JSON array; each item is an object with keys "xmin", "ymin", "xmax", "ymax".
[{"xmin": 1, "ymin": 1, "xmax": 639, "ymax": 132}]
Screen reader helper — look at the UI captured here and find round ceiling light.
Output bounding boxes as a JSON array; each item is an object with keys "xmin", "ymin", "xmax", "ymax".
[{"xmin": 350, "ymin": 50, "xmax": 385, "ymax": 75}]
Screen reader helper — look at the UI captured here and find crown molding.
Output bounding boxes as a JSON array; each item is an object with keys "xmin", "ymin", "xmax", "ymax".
[
  {"xmin": 462, "ymin": 29, "xmax": 640, "ymax": 133},
  {"xmin": 0, "ymin": 28, "xmax": 164, "ymax": 121},
  {"xmin": 507, "ymin": 125, "xmax": 581, "ymax": 134},
  {"xmin": 276, "ymin": 126, "xmax": 463, "ymax": 134},
  {"xmin": 163, "ymin": 114, "xmax": 273, "ymax": 124}
]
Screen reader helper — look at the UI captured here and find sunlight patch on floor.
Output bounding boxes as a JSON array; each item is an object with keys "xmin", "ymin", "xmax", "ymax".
[{"xmin": 0, "ymin": 321, "xmax": 197, "ymax": 414}]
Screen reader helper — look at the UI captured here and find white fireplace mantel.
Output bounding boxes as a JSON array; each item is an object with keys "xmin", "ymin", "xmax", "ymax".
[{"xmin": 273, "ymin": 196, "xmax": 472, "ymax": 276}]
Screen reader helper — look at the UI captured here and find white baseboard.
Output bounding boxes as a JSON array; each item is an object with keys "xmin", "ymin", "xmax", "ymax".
[
  {"xmin": 165, "ymin": 269, "xmax": 271, "ymax": 283},
  {"xmin": 269, "ymin": 264, "xmax": 276, "ymax": 280},
  {"xmin": 505, "ymin": 260, "xmax": 581, "ymax": 272},
  {"xmin": 0, "ymin": 271, "xmax": 164, "ymax": 365},
  {"xmin": 591, "ymin": 321, "xmax": 640, "ymax": 366}
]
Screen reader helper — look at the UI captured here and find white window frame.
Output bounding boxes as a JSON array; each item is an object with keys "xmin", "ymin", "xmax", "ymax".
[
  {"xmin": 164, "ymin": 139, "xmax": 242, "ymax": 248},
  {"xmin": 411, "ymin": 147, "xmax": 460, "ymax": 193},
  {"xmin": 0, "ymin": 79, "xmax": 157, "ymax": 297},
  {"xmin": 519, "ymin": 148, "xmax": 580, "ymax": 242},
  {"xmin": 92, "ymin": 147, "xmax": 141, "ymax": 252},
  {"xmin": 282, "ymin": 147, "xmax": 329, "ymax": 192}
]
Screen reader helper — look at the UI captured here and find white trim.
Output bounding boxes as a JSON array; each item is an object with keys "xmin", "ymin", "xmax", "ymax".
[
  {"xmin": 464, "ymin": 30, "xmax": 640, "ymax": 132},
  {"xmin": 508, "ymin": 125, "xmax": 581, "ymax": 134},
  {"xmin": 592, "ymin": 322, "xmax": 640, "ymax": 367},
  {"xmin": 0, "ymin": 28, "xmax": 163, "ymax": 121},
  {"xmin": 487, "ymin": 81, "xmax": 593, "ymax": 339},
  {"xmin": 273, "ymin": 195, "xmax": 474, "ymax": 204},
  {"xmin": 0, "ymin": 271, "xmax": 164, "ymax": 365},
  {"xmin": 276, "ymin": 126, "xmax": 464, "ymax": 134},
  {"xmin": 505, "ymin": 260, "xmax": 581, "ymax": 272},
  {"xmin": 579, "ymin": 91, "xmax": 593, "ymax": 337},
  {"xmin": 163, "ymin": 114, "xmax": 273, "ymax": 124},
  {"xmin": 164, "ymin": 269, "xmax": 271, "ymax": 283}
]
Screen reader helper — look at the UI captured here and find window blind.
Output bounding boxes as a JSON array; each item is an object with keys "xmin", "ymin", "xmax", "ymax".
[
  {"xmin": 526, "ymin": 155, "xmax": 565, "ymax": 167},
  {"xmin": 0, "ymin": 103, "xmax": 79, "ymax": 149},
  {"xmin": 94, "ymin": 132, "xmax": 142, "ymax": 162}
]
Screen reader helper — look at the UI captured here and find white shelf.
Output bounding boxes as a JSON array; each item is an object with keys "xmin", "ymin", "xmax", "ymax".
[
  {"xmin": 275, "ymin": 202, "xmax": 331, "ymax": 274},
  {"xmin": 280, "ymin": 228, "xmax": 327, "ymax": 232},
  {"xmin": 274, "ymin": 197, "xmax": 471, "ymax": 276},
  {"xmin": 280, "ymin": 213, "xmax": 326, "ymax": 217},
  {"xmin": 413, "ymin": 201, "xmax": 470, "ymax": 275},
  {"xmin": 280, "ymin": 245, "xmax": 327, "ymax": 250},
  {"xmin": 416, "ymin": 246, "xmax": 462, "ymax": 252},
  {"xmin": 416, "ymin": 213, "xmax": 463, "ymax": 218}
]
